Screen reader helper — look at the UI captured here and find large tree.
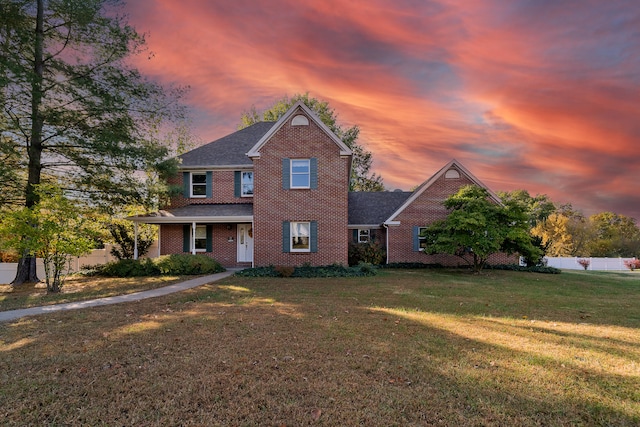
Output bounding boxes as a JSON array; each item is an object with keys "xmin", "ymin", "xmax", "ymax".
[
  {"xmin": 422, "ymin": 185, "xmax": 541, "ymax": 272},
  {"xmin": 239, "ymin": 93, "xmax": 385, "ymax": 192},
  {"xmin": 0, "ymin": 0, "xmax": 185, "ymax": 284}
]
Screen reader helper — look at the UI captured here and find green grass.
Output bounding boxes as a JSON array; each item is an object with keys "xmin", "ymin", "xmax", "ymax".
[{"xmin": 0, "ymin": 269, "xmax": 638, "ymax": 426}]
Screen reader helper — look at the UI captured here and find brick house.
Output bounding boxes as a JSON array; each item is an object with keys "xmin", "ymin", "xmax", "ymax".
[{"xmin": 131, "ymin": 101, "xmax": 512, "ymax": 268}]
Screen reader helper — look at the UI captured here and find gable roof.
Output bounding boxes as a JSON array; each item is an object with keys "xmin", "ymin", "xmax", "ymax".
[
  {"xmin": 247, "ymin": 101, "xmax": 353, "ymax": 158},
  {"xmin": 179, "ymin": 121, "xmax": 275, "ymax": 168},
  {"xmin": 385, "ymin": 159, "xmax": 501, "ymax": 224},
  {"xmin": 348, "ymin": 191, "xmax": 412, "ymax": 226}
]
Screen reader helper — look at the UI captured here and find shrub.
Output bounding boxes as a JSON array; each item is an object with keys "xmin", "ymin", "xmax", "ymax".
[
  {"xmin": 381, "ymin": 262, "xmax": 444, "ymax": 269},
  {"xmin": 487, "ymin": 264, "xmax": 561, "ymax": 274},
  {"xmin": 577, "ymin": 258, "xmax": 590, "ymax": 270},
  {"xmin": 99, "ymin": 258, "xmax": 159, "ymax": 277},
  {"xmin": 235, "ymin": 263, "xmax": 377, "ymax": 278},
  {"xmin": 95, "ymin": 254, "xmax": 224, "ymax": 277},
  {"xmin": 624, "ymin": 259, "xmax": 640, "ymax": 271},
  {"xmin": 348, "ymin": 242, "xmax": 385, "ymax": 266},
  {"xmin": 274, "ymin": 265, "xmax": 295, "ymax": 277}
]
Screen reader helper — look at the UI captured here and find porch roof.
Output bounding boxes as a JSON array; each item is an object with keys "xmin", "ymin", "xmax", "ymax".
[{"xmin": 129, "ymin": 203, "xmax": 253, "ymax": 224}]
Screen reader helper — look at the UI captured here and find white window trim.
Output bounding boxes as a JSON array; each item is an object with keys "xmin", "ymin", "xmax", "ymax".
[
  {"xmin": 290, "ymin": 159, "xmax": 310, "ymax": 189},
  {"xmin": 418, "ymin": 226, "xmax": 428, "ymax": 251},
  {"xmin": 358, "ymin": 229, "xmax": 370, "ymax": 243},
  {"xmin": 241, "ymin": 171, "xmax": 254, "ymax": 198},
  {"xmin": 190, "ymin": 172, "xmax": 207, "ymax": 198},
  {"xmin": 290, "ymin": 221, "xmax": 311, "ymax": 252}
]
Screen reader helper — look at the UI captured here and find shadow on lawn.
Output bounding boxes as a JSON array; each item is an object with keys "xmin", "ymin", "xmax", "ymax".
[{"xmin": 1, "ymin": 274, "xmax": 639, "ymax": 425}]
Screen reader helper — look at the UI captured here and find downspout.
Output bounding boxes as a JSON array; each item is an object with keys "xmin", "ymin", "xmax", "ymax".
[
  {"xmin": 383, "ymin": 223, "xmax": 389, "ymax": 265},
  {"xmin": 251, "ymin": 219, "xmax": 255, "ymax": 268},
  {"xmin": 157, "ymin": 225, "xmax": 161, "ymax": 258}
]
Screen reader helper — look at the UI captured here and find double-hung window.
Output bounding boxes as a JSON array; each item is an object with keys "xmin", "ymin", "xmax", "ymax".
[
  {"xmin": 417, "ymin": 227, "xmax": 428, "ymax": 251},
  {"xmin": 191, "ymin": 173, "xmax": 207, "ymax": 197},
  {"xmin": 290, "ymin": 159, "xmax": 310, "ymax": 189},
  {"xmin": 358, "ymin": 229, "xmax": 370, "ymax": 243},
  {"xmin": 241, "ymin": 171, "xmax": 253, "ymax": 196},
  {"xmin": 291, "ymin": 221, "xmax": 310, "ymax": 252},
  {"xmin": 194, "ymin": 225, "xmax": 207, "ymax": 251}
]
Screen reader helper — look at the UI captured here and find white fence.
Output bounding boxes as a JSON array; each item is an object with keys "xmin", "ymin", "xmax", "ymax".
[
  {"xmin": 0, "ymin": 242, "xmax": 159, "ymax": 284},
  {"xmin": 543, "ymin": 257, "xmax": 636, "ymax": 271}
]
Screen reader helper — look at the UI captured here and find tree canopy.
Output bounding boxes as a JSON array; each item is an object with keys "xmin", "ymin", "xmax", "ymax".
[
  {"xmin": 239, "ymin": 93, "xmax": 385, "ymax": 192},
  {"xmin": 422, "ymin": 185, "xmax": 541, "ymax": 272},
  {"xmin": 0, "ymin": 0, "xmax": 187, "ymax": 284}
]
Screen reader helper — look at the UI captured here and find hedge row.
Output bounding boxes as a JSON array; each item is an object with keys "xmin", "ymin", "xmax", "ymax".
[
  {"xmin": 81, "ymin": 254, "xmax": 225, "ymax": 277},
  {"xmin": 235, "ymin": 263, "xmax": 377, "ymax": 278}
]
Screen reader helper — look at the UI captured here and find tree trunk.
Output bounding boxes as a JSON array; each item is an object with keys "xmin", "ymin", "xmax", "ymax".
[{"xmin": 13, "ymin": 0, "xmax": 44, "ymax": 286}]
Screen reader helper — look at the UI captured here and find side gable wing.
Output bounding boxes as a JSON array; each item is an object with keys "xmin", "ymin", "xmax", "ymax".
[{"xmin": 384, "ymin": 159, "xmax": 501, "ymax": 224}]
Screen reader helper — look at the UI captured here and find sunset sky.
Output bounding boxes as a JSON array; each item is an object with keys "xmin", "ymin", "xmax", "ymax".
[{"xmin": 123, "ymin": 0, "xmax": 640, "ymax": 220}]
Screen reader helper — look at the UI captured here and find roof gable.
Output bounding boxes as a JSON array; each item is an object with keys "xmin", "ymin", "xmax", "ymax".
[
  {"xmin": 385, "ymin": 159, "xmax": 501, "ymax": 224},
  {"xmin": 247, "ymin": 101, "xmax": 352, "ymax": 158}
]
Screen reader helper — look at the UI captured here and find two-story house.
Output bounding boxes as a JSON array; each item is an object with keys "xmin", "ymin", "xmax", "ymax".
[{"xmin": 131, "ymin": 101, "xmax": 514, "ymax": 268}]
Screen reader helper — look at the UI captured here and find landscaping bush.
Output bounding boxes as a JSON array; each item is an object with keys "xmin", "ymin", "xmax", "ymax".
[
  {"xmin": 348, "ymin": 242, "xmax": 385, "ymax": 266},
  {"xmin": 623, "ymin": 259, "xmax": 640, "ymax": 271},
  {"xmin": 154, "ymin": 254, "xmax": 224, "ymax": 275},
  {"xmin": 487, "ymin": 264, "xmax": 561, "ymax": 274},
  {"xmin": 235, "ymin": 263, "xmax": 377, "ymax": 278},
  {"xmin": 99, "ymin": 258, "xmax": 159, "ymax": 277},
  {"xmin": 93, "ymin": 254, "xmax": 224, "ymax": 277},
  {"xmin": 381, "ymin": 262, "xmax": 444, "ymax": 269}
]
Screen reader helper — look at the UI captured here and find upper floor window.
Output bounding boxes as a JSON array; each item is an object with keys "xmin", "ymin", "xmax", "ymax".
[
  {"xmin": 191, "ymin": 173, "xmax": 207, "ymax": 197},
  {"xmin": 241, "ymin": 172, "xmax": 254, "ymax": 197},
  {"xmin": 291, "ymin": 159, "xmax": 310, "ymax": 188},
  {"xmin": 358, "ymin": 229, "xmax": 370, "ymax": 243}
]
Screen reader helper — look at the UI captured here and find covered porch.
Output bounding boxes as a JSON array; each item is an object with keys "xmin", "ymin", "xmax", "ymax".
[{"xmin": 129, "ymin": 204, "xmax": 254, "ymax": 268}]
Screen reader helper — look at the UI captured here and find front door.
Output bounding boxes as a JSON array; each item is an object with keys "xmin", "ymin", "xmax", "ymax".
[{"xmin": 237, "ymin": 224, "xmax": 253, "ymax": 263}]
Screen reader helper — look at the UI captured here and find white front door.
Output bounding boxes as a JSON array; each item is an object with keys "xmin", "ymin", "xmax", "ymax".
[{"xmin": 237, "ymin": 224, "xmax": 254, "ymax": 263}]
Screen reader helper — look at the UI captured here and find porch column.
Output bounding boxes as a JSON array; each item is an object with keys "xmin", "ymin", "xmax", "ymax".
[
  {"xmin": 133, "ymin": 222, "xmax": 139, "ymax": 260},
  {"xmin": 191, "ymin": 221, "xmax": 197, "ymax": 255}
]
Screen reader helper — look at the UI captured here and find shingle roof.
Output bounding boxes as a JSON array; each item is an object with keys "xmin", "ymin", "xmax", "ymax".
[
  {"xmin": 348, "ymin": 191, "xmax": 412, "ymax": 225},
  {"xmin": 179, "ymin": 122, "xmax": 275, "ymax": 168},
  {"xmin": 130, "ymin": 204, "xmax": 253, "ymax": 223}
]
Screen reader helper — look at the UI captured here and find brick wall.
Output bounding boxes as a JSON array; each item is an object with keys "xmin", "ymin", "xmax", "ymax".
[
  {"xmin": 387, "ymin": 165, "xmax": 517, "ymax": 266},
  {"xmin": 166, "ymin": 169, "xmax": 253, "ymax": 209},
  {"xmin": 159, "ymin": 223, "xmax": 252, "ymax": 268},
  {"xmin": 253, "ymin": 108, "xmax": 350, "ymax": 267}
]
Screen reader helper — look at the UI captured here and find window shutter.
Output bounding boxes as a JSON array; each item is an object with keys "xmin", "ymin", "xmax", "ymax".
[
  {"xmin": 183, "ymin": 172, "xmax": 190, "ymax": 197},
  {"xmin": 183, "ymin": 225, "xmax": 190, "ymax": 252},
  {"xmin": 282, "ymin": 221, "xmax": 290, "ymax": 252},
  {"xmin": 352, "ymin": 229, "xmax": 358, "ymax": 242},
  {"xmin": 206, "ymin": 171, "xmax": 213, "ymax": 198},
  {"xmin": 412, "ymin": 226, "xmax": 420, "ymax": 252},
  {"xmin": 234, "ymin": 171, "xmax": 241, "ymax": 197},
  {"xmin": 206, "ymin": 225, "xmax": 213, "ymax": 252},
  {"xmin": 310, "ymin": 158, "xmax": 318, "ymax": 189},
  {"xmin": 310, "ymin": 221, "xmax": 318, "ymax": 253},
  {"xmin": 282, "ymin": 158, "xmax": 290, "ymax": 189}
]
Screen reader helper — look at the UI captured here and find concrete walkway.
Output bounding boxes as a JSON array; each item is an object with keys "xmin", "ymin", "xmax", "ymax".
[{"xmin": 0, "ymin": 270, "xmax": 236, "ymax": 323}]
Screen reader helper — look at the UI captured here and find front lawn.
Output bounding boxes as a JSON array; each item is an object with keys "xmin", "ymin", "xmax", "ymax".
[{"xmin": 1, "ymin": 269, "xmax": 638, "ymax": 426}]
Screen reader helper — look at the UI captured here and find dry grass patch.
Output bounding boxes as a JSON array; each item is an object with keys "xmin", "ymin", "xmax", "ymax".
[
  {"xmin": 0, "ymin": 269, "xmax": 639, "ymax": 426},
  {"xmin": 0, "ymin": 275, "xmax": 187, "ymax": 311}
]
